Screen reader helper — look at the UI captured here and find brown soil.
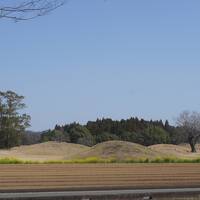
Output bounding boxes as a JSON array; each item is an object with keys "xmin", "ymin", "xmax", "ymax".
[{"xmin": 0, "ymin": 164, "xmax": 200, "ymax": 191}]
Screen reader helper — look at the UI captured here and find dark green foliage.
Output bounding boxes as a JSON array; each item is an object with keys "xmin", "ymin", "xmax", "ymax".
[
  {"xmin": 141, "ymin": 126, "xmax": 170, "ymax": 145},
  {"xmin": 41, "ymin": 123, "xmax": 94, "ymax": 146},
  {"xmin": 41, "ymin": 129, "xmax": 70, "ymax": 143},
  {"xmin": 95, "ymin": 132, "xmax": 120, "ymax": 143},
  {"xmin": 68, "ymin": 123, "xmax": 94, "ymax": 146},
  {"xmin": 0, "ymin": 91, "xmax": 30, "ymax": 149},
  {"xmin": 41, "ymin": 117, "xmax": 184, "ymax": 147}
]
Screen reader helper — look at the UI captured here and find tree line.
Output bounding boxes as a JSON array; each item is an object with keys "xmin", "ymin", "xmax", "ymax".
[
  {"xmin": 1, "ymin": 90, "xmax": 200, "ymax": 152},
  {"xmin": 40, "ymin": 118, "xmax": 187, "ymax": 147}
]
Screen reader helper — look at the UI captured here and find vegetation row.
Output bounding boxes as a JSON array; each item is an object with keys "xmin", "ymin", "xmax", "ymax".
[{"xmin": 1, "ymin": 157, "xmax": 200, "ymax": 164}]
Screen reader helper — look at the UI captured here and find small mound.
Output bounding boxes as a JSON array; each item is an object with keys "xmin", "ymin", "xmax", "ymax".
[
  {"xmin": 179, "ymin": 143, "xmax": 200, "ymax": 152},
  {"xmin": 74, "ymin": 140, "xmax": 161, "ymax": 160},
  {"xmin": 148, "ymin": 144, "xmax": 200, "ymax": 159},
  {"xmin": 0, "ymin": 142, "xmax": 89, "ymax": 161}
]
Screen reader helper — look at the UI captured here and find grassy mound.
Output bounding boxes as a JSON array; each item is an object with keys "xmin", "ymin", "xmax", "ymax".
[
  {"xmin": 0, "ymin": 141, "xmax": 200, "ymax": 163},
  {"xmin": 148, "ymin": 144, "xmax": 200, "ymax": 159},
  {"xmin": 73, "ymin": 140, "xmax": 163, "ymax": 160},
  {"xmin": 0, "ymin": 141, "xmax": 90, "ymax": 161}
]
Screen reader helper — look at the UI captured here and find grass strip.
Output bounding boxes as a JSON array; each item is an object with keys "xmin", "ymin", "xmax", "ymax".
[{"xmin": 0, "ymin": 157, "xmax": 200, "ymax": 164}]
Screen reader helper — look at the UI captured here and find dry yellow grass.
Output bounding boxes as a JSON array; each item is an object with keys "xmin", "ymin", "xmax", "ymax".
[
  {"xmin": 74, "ymin": 140, "xmax": 163, "ymax": 160},
  {"xmin": 0, "ymin": 141, "xmax": 200, "ymax": 162},
  {"xmin": 0, "ymin": 142, "xmax": 90, "ymax": 161},
  {"xmin": 148, "ymin": 144, "xmax": 200, "ymax": 159},
  {"xmin": 179, "ymin": 143, "xmax": 200, "ymax": 151}
]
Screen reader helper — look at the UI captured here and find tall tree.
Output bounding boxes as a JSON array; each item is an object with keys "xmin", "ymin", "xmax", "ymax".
[
  {"xmin": 177, "ymin": 111, "xmax": 200, "ymax": 153},
  {"xmin": 0, "ymin": 91, "xmax": 30, "ymax": 148},
  {"xmin": 0, "ymin": 0, "xmax": 66, "ymax": 21}
]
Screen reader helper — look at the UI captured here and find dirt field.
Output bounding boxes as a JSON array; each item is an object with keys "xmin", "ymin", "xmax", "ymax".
[{"xmin": 0, "ymin": 163, "xmax": 200, "ymax": 192}]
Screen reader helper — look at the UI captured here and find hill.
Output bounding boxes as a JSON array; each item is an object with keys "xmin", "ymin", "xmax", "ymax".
[
  {"xmin": 0, "ymin": 142, "xmax": 89, "ymax": 161},
  {"xmin": 0, "ymin": 140, "xmax": 200, "ymax": 162},
  {"xmin": 73, "ymin": 140, "xmax": 164, "ymax": 160},
  {"xmin": 148, "ymin": 144, "xmax": 200, "ymax": 159}
]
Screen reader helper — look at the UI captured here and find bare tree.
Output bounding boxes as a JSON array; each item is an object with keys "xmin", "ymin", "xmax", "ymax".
[
  {"xmin": 177, "ymin": 111, "xmax": 200, "ymax": 153},
  {"xmin": 0, "ymin": 0, "xmax": 66, "ymax": 21}
]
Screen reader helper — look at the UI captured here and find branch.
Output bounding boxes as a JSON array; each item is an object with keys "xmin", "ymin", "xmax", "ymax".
[{"xmin": 0, "ymin": 0, "xmax": 66, "ymax": 21}]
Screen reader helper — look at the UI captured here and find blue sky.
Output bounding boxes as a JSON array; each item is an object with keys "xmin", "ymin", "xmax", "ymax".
[{"xmin": 1, "ymin": 0, "xmax": 200, "ymax": 131}]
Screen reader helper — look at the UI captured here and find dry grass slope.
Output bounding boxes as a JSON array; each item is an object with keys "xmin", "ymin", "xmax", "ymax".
[
  {"xmin": 0, "ymin": 140, "xmax": 200, "ymax": 162},
  {"xmin": 0, "ymin": 142, "xmax": 90, "ymax": 161},
  {"xmin": 74, "ymin": 140, "xmax": 164, "ymax": 160},
  {"xmin": 148, "ymin": 144, "xmax": 200, "ymax": 159}
]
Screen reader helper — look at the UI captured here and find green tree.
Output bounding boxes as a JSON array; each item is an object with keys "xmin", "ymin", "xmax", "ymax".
[
  {"xmin": 143, "ymin": 126, "xmax": 170, "ymax": 145},
  {"xmin": 0, "ymin": 91, "xmax": 30, "ymax": 148},
  {"xmin": 69, "ymin": 123, "xmax": 94, "ymax": 146},
  {"xmin": 95, "ymin": 132, "xmax": 119, "ymax": 143}
]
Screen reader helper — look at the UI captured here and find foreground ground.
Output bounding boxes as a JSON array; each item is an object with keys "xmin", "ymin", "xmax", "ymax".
[{"xmin": 0, "ymin": 164, "xmax": 200, "ymax": 192}]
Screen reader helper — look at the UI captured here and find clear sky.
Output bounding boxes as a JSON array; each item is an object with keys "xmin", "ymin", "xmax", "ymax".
[{"xmin": 1, "ymin": 0, "xmax": 200, "ymax": 131}]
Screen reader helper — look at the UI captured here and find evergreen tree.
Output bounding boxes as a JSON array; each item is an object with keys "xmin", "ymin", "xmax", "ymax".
[{"xmin": 0, "ymin": 91, "xmax": 30, "ymax": 148}]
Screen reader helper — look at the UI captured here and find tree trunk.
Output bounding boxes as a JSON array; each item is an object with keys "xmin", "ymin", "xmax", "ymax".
[{"xmin": 188, "ymin": 136, "xmax": 196, "ymax": 153}]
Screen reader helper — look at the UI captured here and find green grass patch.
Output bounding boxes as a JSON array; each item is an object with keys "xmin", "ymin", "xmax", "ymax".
[
  {"xmin": 0, "ymin": 157, "xmax": 40, "ymax": 164},
  {"xmin": 1, "ymin": 156, "xmax": 200, "ymax": 164},
  {"xmin": 125, "ymin": 157, "xmax": 200, "ymax": 164}
]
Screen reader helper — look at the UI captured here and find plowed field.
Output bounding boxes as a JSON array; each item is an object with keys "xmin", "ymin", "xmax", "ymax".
[{"xmin": 0, "ymin": 164, "xmax": 200, "ymax": 192}]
